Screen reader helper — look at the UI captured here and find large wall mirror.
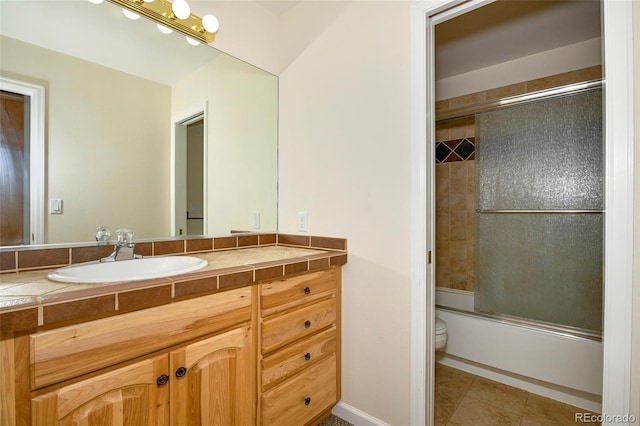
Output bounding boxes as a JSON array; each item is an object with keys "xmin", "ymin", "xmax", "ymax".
[{"xmin": 0, "ymin": 0, "xmax": 278, "ymax": 246}]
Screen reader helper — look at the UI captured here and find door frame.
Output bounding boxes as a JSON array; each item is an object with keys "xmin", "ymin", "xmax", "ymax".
[
  {"xmin": 0, "ymin": 77, "xmax": 45, "ymax": 245},
  {"xmin": 410, "ymin": 0, "xmax": 636, "ymax": 424},
  {"xmin": 171, "ymin": 105, "xmax": 208, "ymax": 237}
]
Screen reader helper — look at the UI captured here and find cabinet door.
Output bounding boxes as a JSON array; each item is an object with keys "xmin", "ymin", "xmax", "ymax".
[
  {"xmin": 170, "ymin": 326, "xmax": 254, "ymax": 426},
  {"xmin": 31, "ymin": 355, "xmax": 169, "ymax": 426}
]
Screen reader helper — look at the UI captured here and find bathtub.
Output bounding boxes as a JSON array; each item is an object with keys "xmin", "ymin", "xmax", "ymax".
[{"xmin": 436, "ymin": 287, "xmax": 603, "ymax": 413}]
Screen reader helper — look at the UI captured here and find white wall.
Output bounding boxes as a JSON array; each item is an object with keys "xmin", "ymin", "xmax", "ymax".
[
  {"xmin": 189, "ymin": 0, "xmax": 281, "ymax": 75},
  {"xmin": 436, "ymin": 37, "xmax": 602, "ymax": 100},
  {"xmin": 278, "ymin": 2, "xmax": 413, "ymax": 424},
  {"xmin": 0, "ymin": 36, "xmax": 171, "ymax": 243},
  {"xmin": 172, "ymin": 53, "xmax": 278, "ymax": 236}
]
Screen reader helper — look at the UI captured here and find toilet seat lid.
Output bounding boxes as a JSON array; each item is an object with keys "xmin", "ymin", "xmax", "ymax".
[{"xmin": 435, "ymin": 317, "xmax": 447, "ymax": 333}]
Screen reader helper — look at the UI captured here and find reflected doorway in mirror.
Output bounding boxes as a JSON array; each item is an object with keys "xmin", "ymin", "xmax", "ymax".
[
  {"xmin": 0, "ymin": 77, "xmax": 45, "ymax": 246},
  {"xmin": 174, "ymin": 111, "xmax": 205, "ymax": 237}
]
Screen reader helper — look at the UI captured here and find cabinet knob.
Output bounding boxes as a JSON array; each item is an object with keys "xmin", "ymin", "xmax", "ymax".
[
  {"xmin": 304, "ymin": 397, "xmax": 312, "ymax": 406},
  {"xmin": 175, "ymin": 366, "xmax": 188, "ymax": 378},
  {"xmin": 304, "ymin": 286, "xmax": 311, "ymax": 295},
  {"xmin": 156, "ymin": 374, "xmax": 169, "ymax": 386},
  {"xmin": 304, "ymin": 320, "xmax": 311, "ymax": 328}
]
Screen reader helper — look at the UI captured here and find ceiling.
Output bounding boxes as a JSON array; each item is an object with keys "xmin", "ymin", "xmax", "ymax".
[{"xmin": 435, "ymin": 0, "xmax": 602, "ymax": 80}]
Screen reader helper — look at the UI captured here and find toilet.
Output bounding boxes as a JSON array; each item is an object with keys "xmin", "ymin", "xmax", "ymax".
[{"xmin": 435, "ymin": 317, "xmax": 448, "ymax": 350}]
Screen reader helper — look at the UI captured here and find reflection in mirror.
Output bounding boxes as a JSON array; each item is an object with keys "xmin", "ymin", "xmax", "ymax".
[{"xmin": 0, "ymin": 0, "xmax": 278, "ymax": 247}]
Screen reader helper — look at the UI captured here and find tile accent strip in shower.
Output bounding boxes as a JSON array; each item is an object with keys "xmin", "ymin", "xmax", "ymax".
[{"xmin": 435, "ymin": 138, "xmax": 475, "ymax": 163}]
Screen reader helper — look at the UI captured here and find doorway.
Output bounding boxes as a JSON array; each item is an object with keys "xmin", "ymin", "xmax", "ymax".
[
  {"xmin": 0, "ymin": 90, "xmax": 29, "ymax": 245},
  {"xmin": 409, "ymin": 0, "xmax": 635, "ymax": 424},
  {"xmin": 174, "ymin": 113, "xmax": 205, "ymax": 237},
  {"xmin": 0, "ymin": 77, "xmax": 44, "ymax": 245}
]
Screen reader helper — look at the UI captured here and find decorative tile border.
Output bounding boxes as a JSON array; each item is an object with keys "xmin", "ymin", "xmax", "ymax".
[
  {"xmin": 0, "ymin": 234, "xmax": 348, "ymax": 331},
  {"xmin": 0, "ymin": 233, "xmax": 346, "ymax": 273},
  {"xmin": 436, "ymin": 138, "xmax": 476, "ymax": 163}
]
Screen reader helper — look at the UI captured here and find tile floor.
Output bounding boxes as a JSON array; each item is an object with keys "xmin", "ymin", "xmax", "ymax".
[
  {"xmin": 318, "ymin": 414, "xmax": 353, "ymax": 426},
  {"xmin": 435, "ymin": 363, "xmax": 599, "ymax": 425}
]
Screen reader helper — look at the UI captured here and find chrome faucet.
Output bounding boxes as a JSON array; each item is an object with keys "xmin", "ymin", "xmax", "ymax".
[{"xmin": 100, "ymin": 228, "xmax": 142, "ymax": 262}]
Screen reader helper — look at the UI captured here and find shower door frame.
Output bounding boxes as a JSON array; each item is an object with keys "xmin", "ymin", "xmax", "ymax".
[{"xmin": 409, "ymin": 0, "xmax": 636, "ymax": 425}]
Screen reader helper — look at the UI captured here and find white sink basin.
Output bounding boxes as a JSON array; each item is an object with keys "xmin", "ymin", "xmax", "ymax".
[{"xmin": 47, "ymin": 256, "xmax": 208, "ymax": 283}]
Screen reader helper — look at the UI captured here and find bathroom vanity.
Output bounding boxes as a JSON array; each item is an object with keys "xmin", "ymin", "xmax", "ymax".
[{"xmin": 0, "ymin": 234, "xmax": 346, "ymax": 425}]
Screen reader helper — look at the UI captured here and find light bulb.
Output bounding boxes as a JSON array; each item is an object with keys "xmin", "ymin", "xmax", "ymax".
[
  {"xmin": 202, "ymin": 14, "xmax": 219, "ymax": 33},
  {"xmin": 172, "ymin": 0, "xmax": 191, "ymax": 20},
  {"xmin": 185, "ymin": 36, "xmax": 200, "ymax": 46},
  {"xmin": 88, "ymin": 0, "xmax": 104, "ymax": 4},
  {"xmin": 122, "ymin": 8, "xmax": 140, "ymax": 20},
  {"xmin": 157, "ymin": 23, "xmax": 173, "ymax": 34}
]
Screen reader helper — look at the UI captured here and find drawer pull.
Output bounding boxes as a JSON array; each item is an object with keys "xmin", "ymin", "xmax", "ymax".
[
  {"xmin": 175, "ymin": 366, "xmax": 188, "ymax": 378},
  {"xmin": 304, "ymin": 397, "xmax": 312, "ymax": 406},
  {"xmin": 304, "ymin": 320, "xmax": 312, "ymax": 329},
  {"xmin": 156, "ymin": 374, "xmax": 169, "ymax": 386},
  {"xmin": 304, "ymin": 286, "xmax": 311, "ymax": 295},
  {"xmin": 304, "ymin": 352, "xmax": 311, "ymax": 361}
]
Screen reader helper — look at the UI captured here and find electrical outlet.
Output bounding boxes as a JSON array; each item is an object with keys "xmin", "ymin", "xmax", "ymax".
[
  {"xmin": 298, "ymin": 211, "xmax": 308, "ymax": 232},
  {"xmin": 253, "ymin": 211, "xmax": 260, "ymax": 229}
]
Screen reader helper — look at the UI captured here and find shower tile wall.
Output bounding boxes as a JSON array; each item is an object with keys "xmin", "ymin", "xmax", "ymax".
[
  {"xmin": 435, "ymin": 117, "xmax": 476, "ymax": 292},
  {"xmin": 434, "ymin": 65, "xmax": 602, "ymax": 293}
]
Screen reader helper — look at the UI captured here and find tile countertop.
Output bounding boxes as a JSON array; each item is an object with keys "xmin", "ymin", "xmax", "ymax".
[{"xmin": 0, "ymin": 245, "xmax": 347, "ymax": 332}]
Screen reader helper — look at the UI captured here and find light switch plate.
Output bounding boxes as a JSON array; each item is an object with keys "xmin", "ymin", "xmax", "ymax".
[{"xmin": 50, "ymin": 198, "xmax": 63, "ymax": 214}]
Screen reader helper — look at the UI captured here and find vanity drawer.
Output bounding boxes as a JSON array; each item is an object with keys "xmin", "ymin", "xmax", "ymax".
[
  {"xmin": 29, "ymin": 287, "xmax": 251, "ymax": 389},
  {"xmin": 261, "ymin": 326, "xmax": 336, "ymax": 391},
  {"xmin": 261, "ymin": 297, "xmax": 336, "ymax": 354},
  {"xmin": 261, "ymin": 353, "xmax": 337, "ymax": 426},
  {"xmin": 261, "ymin": 268, "xmax": 337, "ymax": 316}
]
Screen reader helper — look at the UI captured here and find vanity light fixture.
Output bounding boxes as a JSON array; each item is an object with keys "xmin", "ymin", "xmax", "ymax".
[
  {"xmin": 103, "ymin": 0, "xmax": 219, "ymax": 44},
  {"xmin": 121, "ymin": 8, "xmax": 141, "ymax": 20}
]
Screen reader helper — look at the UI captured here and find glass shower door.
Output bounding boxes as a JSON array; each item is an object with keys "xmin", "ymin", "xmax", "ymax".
[{"xmin": 475, "ymin": 89, "xmax": 603, "ymax": 332}]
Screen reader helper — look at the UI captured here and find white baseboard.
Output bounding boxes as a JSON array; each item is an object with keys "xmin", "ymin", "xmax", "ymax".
[{"xmin": 332, "ymin": 401, "xmax": 391, "ymax": 426}]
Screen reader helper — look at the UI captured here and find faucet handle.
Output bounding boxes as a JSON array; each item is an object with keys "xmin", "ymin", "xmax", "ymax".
[
  {"xmin": 95, "ymin": 226, "xmax": 111, "ymax": 243},
  {"xmin": 116, "ymin": 228, "xmax": 134, "ymax": 245}
]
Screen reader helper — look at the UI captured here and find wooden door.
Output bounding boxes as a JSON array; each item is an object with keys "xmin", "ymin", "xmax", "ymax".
[
  {"xmin": 0, "ymin": 90, "xmax": 27, "ymax": 245},
  {"xmin": 31, "ymin": 355, "xmax": 170, "ymax": 426},
  {"xmin": 170, "ymin": 326, "xmax": 254, "ymax": 426}
]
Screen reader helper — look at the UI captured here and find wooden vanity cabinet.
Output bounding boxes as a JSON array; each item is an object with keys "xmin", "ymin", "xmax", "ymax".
[
  {"xmin": 25, "ymin": 287, "xmax": 254, "ymax": 426},
  {"xmin": 258, "ymin": 268, "xmax": 341, "ymax": 426},
  {"xmin": 2, "ymin": 266, "xmax": 343, "ymax": 426}
]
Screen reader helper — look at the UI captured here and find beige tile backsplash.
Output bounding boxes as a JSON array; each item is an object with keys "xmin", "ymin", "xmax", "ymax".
[{"xmin": 436, "ymin": 159, "xmax": 476, "ymax": 292}]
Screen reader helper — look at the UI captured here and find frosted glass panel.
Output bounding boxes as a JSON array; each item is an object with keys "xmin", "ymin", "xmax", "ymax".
[
  {"xmin": 477, "ymin": 91, "xmax": 603, "ymax": 210},
  {"xmin": 476, "ymin": 213, "xmax": 602, "ymax": 332},
  {"xmin": 475, "ymin": 89, "xmax": 603, "ymax": 332}
]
